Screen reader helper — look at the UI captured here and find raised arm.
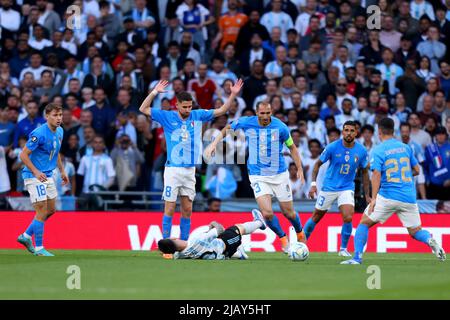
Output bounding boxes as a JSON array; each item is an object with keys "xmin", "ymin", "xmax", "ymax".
[
  {"xmin": 213, "ymin": 79, "xmax": 244, "ymax": 117},
  {"xmin": 308, "ymin": 159, "xmax": 324, "ymax": 199},
  {"xmin": 139, "ymin": 80, "xmax": 169, "ymax": 117},
  {"xmin": 204, "ymin": 124, "xmax": 232, "ymax": 159}
]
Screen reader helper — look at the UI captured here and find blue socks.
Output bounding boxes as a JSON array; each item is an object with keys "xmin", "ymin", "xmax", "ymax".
[
  {"xmin": 304, "ymin": 218, "xmax": 316, "ymax": 239},
  {"xmin": 266, "ymin": 214, "xmax": 286, "ymax": 238},
  {"xmin": 413, "ymin": 229, "xmax": 431, "ymax": 245},
  {"xmin": 162, "ymin": 215, "xmax": 172, "ymax": 239},
  {"xmin": 287, "ymin": 213, "xmax": 303, "ymax": 233},
  {"xmin": 34, "ymin": 220, "xmax": 44, "ymax": 248},
  {"xmin": 162, "ymin": 216, "xmax": 191, "ymax": 240},
  {"xmin": 24, "ymin": 219, "xmax": 37, "ymax": 238},
  {"xmin": 180, "ymin": 217, "xmax": 191, "ymax": 241},
  {"xmin": 353, "ymin": 224, "xmax": 369, "ymax": 262},
  {"xmin": 341, "ymin": 222, "xmax": 353, "ymax": 249}
]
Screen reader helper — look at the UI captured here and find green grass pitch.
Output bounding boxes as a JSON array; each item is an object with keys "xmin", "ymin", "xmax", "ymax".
[{"xmin": 0, "ymin": 250, "xmax": 448, "ymax": 299}]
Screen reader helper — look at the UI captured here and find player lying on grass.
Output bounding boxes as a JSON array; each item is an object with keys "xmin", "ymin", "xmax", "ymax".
[
  {"xmin": 342, "ymin": 118, "xmax": 446, "ymax": 264},
  {"xmin": 157, "ymin": 209, "xmax": 267, "ymax": 260}
]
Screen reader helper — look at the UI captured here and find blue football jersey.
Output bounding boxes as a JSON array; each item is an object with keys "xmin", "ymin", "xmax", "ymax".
[
  {"xmin": 320, "ymin": 139, "xmax": 369, "ymax": 192},
  {"xmin": 370, "ymin": 138, "xmax": 418, "ymax": 204},
  {"xmin": 151, "ymin": 109, "xmax": 214, "ymax": 167},
  {"xmin": 22, "ymin": 124, "xmax": 64, "ymax": 179},
  {"xmin": 231, "ymin": 116, "xmax": 291, "ymax": 176}
]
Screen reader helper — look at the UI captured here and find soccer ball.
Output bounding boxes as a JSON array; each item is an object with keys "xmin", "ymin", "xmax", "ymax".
[{"xmin": 288, "ymin": 242, "xmax": 309, "ymax": 261}]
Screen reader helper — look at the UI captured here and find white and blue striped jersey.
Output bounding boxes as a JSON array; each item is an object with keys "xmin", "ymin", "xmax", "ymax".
[
  {"xmin": 76, "ymin": 153, "xmax": 116, "ymax": 193},
  {"xmin": 174, "ymin": 229, "xmax": 226, "ymax": 260}
]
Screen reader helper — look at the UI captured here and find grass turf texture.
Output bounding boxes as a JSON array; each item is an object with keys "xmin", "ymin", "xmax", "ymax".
[{"xmin": 0, "ymin": 250, "xmax": 448, "ymax": 299}]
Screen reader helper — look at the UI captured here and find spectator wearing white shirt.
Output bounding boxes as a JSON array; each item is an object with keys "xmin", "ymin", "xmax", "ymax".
[
  {"xmin": 301, "ymin": 138, "xmax": 322, "ymax": 198},
  {"xmin": 28, "ymin": 24, "xmax": 53, "ymax": 51},
  {"xmin": 294, "ymin": 0, "xmax": 324, "ymax": 36},
  {"xmin": 19, "ymin": 52, "xmax": 48, "ymax": 83},
  {"xmin": 0, "ymin": 0, "xmax": 20, "ymax": 32},
  {"xmin": 62, "ymin": 55, "xmax": 85, "ymax": 95},
  {"xmin": 376, "ymin": 48, "xmax": 404, "ymax": 96},
  {"xmin": 288, "ymin": 162, "xmax": 304, "ymax": 200},
  {"xmin": 334, "ymin": 78, "xmax": 357, "ymax": 111},
  {"xmin": 260, "ymin": 0, "xmax": 294, "ymax": 44},
  {"xmin": 330, "ymin": 45, "xmax": 353, "ymax": 79},
  {"xmin": 335, "ymin": 98, "xmax": 358, "ymax": 129},
  {"xmin": 77, "ymin": 135, "xmax": 116, "ymax": 193},
  {"xmin": 264, "ymin": 45, "xmax": 294, "ymax": 79},
  {"xmin": 306, "ymin": 104, "xmax": 327, "ymax": 145},
  {"xmin": 252, "ymin": 79, "xmax": 278, "ymax": 110}
]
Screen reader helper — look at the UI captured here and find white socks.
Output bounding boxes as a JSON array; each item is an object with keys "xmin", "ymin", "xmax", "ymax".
[{"xmin": 242, "ymin": 221, "xmax": 263, "ymax": 235}]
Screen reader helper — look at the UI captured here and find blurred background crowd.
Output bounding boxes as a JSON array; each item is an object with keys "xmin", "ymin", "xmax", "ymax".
[{"xmin": 0, "ymin": 0, "xmax": 449, "ymax": 211}]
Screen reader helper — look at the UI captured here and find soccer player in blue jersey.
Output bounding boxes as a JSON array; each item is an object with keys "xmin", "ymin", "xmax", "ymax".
[
  {"xmin": 139, "ymin": 79, "xmax": 243, "ymax": 259},
  {"xmin": 342, "ymin": 118, "xmax": 446, "ymax": 264},
  {"xmin": 305, "ymin": 121, "xmax": 371, "ymax": 257},
  {"xmin": 205, "ymin": 102, "xmax": 306, "ymax": 253},
  {"xmin": 17, "ymin": 103, "xmax": 68, "ymax": 256}
]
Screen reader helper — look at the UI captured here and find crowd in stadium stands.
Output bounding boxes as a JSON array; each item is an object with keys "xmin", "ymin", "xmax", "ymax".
[{"xmin": 0, "ymin": 0, "xmax": 450, "ymax": 210}]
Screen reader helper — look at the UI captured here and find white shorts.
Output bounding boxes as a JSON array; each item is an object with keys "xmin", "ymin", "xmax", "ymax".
[
  {"xmin": 364, "ymin": 194, "xmax": 421, "ymax": 228},
  {"xmin": 315, "ymin": 190, "xmax": 354, "ymax": 211},
  {"xmin": 24, "ymin": 177, "xmax": 58, "ymax": 204},
  {"xmin": 249, "ymin": 171, "xmax": 292, "ymax": 202},
  {"xmin": 163, "ymin": 167, "xmax": 196, "ymax": 202}
]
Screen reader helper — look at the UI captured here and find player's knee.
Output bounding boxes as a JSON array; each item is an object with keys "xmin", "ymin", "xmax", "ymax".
[
  {"xmin": 342, "ymin": 214, "xmax": 353, "ymax": 223},
  {"xmin": 181, "ymin": 210, "xmax": 192, "ymax": 218},
  {"xmin": 408, "ymin": 226, "xmax": 421, "ymax": 237},
  {"xmin": 261, "ymin": 209, "xmax": 274, "ymax": 220}
]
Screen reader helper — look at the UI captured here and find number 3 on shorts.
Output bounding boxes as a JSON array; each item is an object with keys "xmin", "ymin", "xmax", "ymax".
[
  {"xmin": 254, "ymin": 182, "xmax": 261, "ymax": 193},
  {"xmin": 165, "ymin": 186, "xmax": 172, "ymax": 198},
  {"xmin": 36, "ymin": 184, "xmax": 46, "ymax": 197},
  {"xmin": 318, "ymin": 195, "xmax": 325, "ymax": 206}
]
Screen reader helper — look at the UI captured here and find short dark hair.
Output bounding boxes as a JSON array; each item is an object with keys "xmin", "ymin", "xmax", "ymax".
[
  {"xmin": 361, "ymin": 124, "xmax": 375, "ymax": 134},
  {"xmin": 308, "ymin": 138, "xmax": 322, "ymax": 148},
  {"xmin": 44, "ymin": 103, "xmax": 63, "ymax": 115},
  {"xmin": 343, "ymin": 120, "xmax": 357, "ymax": 129},
  {"xmin": 176, "ymin": 91, "xmax": 193, "ymax": 102},
  {"xmin": 379, "ymin": 117, "xmax": 395, "ymax": 135},
  {"xmin": 328, "ymin": 127, "xmax": 341, "ymax": 136},
  {"xmin": 158, "ymin": 239, "xmax": 177, "ymax": 254},
  {"xmin": 208, "ymin": 197, "xmax": 221, "ymax": 205},
  {"xmin": 400, "ymin": 122, "xmax": 411, "ymax": 130}
]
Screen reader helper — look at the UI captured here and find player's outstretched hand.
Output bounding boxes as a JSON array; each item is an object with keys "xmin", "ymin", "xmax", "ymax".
[
  {"xmin": 34, "ymin": 170, "xmax": 47, "ymax": 182},
  {"xmin": 153, "ymin": 80, "xmax": 169, "ymax": 94},
  {"xmin": 308, "ymin": 185, "xmax": 317, "ymax": 199},
  {"xmin": 231, "ymin": 79, "xmax": 244, "ymax": 95},
  {"xmin": 61, "ymin": 172, "xmax": 69, "ymax": 186}
]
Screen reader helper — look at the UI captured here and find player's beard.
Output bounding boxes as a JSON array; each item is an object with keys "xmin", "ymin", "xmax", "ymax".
[{"xmin": 344, "ymin": 136, "xmax": 354, "ymax": 143}]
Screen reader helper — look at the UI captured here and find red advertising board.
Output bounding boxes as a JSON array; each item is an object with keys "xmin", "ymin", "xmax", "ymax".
[{"xmin": 1, "ymin": 212, "xmax": 449, "ymax": 252}]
